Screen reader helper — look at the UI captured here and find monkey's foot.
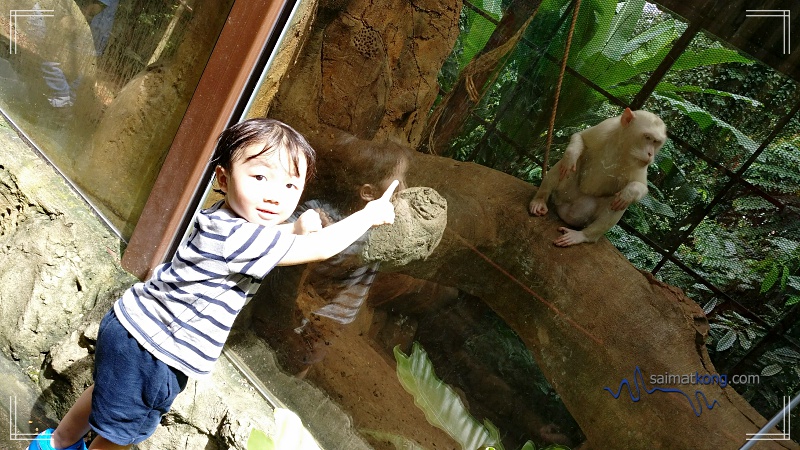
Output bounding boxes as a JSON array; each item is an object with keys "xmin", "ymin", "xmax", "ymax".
[{"xmin": 554, "ymin": 227, "xmax": 587, "ymax": 247}]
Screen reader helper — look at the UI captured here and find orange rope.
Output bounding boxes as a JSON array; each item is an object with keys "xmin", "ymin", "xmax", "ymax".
[{"xmin": 543, "ymin": 0, "xmax": 582, "ymax": 176}]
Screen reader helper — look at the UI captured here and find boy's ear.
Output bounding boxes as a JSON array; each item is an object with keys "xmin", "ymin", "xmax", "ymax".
[
  {"xmin": 214, "ymin": 166, "xmax": 229, "ymax": 194},
  {"xmin": 360, "ymin": 184, "xmax": 378, "ymax": 202}
]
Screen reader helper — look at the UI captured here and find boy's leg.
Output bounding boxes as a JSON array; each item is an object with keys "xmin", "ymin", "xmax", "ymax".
[
  {"xmin": 87, "ymin": 436, "xmax": 131, "ymax": 450},
  {"xmin": 51, "ymin": 385, "xmax": 93, "ymax": 448}
]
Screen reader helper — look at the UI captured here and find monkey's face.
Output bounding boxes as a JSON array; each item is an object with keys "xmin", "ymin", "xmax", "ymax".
[{"xmin": 629, "ymin": 114, "xmax": 666, "ymax": 165}]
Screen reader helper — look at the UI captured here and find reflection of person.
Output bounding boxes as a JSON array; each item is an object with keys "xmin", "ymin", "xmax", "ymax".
[
  {"xmin": 260, "ymin": 136, "xmax": 411, "ymax": 376},
  {"xmin": 27, "ymin": 0, "xmax": 117, "ymax": 113},
  {"xmin": 87, "ymin": 0, "xmax": 119, "ymax": 56},
  {"xmin": 302, "ymin": 136, "xmax": 410, "ymax": 324},
  {"xmin": 27, "ymin": 119, "xmax": 398, "ymax": 450}
]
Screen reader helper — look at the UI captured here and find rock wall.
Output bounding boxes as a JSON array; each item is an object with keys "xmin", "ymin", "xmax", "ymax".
[{"xmin": 0, "ymin": 119, "xmax": 278, "ymax": 449}]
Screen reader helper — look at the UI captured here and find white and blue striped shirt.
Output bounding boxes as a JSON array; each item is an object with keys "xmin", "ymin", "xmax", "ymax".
[{"xmin": 115, "ymin": 201, "xmax": 295, "ymax": 378}]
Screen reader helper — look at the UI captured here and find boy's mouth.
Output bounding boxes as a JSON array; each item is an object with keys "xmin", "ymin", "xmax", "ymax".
[{"xmin": 257, "ymin": 208, "xmax": 278, "ymax": 217}]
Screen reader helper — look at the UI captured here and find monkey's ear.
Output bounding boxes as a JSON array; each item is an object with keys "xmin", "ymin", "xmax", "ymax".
[{"xmin": 621, "ymin": 108, "xmax": 635, "ymax": 126}]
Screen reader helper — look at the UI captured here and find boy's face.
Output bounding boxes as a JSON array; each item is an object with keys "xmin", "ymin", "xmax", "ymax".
[{"xmin": 215, "ymin": 143, "xmax": 307, "ymax": 227}]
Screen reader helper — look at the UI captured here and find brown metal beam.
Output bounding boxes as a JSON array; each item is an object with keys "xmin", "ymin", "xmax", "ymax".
[{"xmin": 122, "ymin": 0, "xmax": 289, "ymax": 280}]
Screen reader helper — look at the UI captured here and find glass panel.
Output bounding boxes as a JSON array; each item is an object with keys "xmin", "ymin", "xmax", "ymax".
[
  {"xmin": 0, "ymin": 0, "xmax": 234, "ymax": 237},
  {"xmin": 185, "ymin": 0, "xmax": 800, "ymax": 447}
]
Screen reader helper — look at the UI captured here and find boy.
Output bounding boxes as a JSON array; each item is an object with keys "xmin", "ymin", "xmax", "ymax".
[{"xmin": 28, "ymin": 118, "xmax": 398, "ymax": 450}]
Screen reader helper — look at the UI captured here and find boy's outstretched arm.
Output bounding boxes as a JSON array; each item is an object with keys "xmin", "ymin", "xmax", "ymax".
[{"xmin": 278, "ymin": 180, "xmax": 399, "ymax": 265}]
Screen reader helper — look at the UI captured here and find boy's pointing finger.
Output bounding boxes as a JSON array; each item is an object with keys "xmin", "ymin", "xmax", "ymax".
[{"xmin": 381, "ymin": 180, "xmax": 400, "ymax": 200}]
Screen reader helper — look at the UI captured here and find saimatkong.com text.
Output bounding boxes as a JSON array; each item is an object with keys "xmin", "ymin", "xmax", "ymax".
[{"xmin": 649, "ymin": 371, "xmax": 760, "ymax": 389}]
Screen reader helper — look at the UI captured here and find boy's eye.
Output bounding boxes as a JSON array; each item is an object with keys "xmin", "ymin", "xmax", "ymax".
[
  {"xmin": 286, "ymin": 183, "xmax": 298, "ymax": 190},
  {"xmin": 254, "ymin": 175, "xmax": 267, "ymax": 181}
]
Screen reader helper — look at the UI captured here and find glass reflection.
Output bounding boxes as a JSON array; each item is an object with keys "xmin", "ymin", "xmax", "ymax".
[
  {"xmin": 0, "ymin": 0, "xmax": 233, "ymax": 236},
  {"xmin": 209, "ymin": 0, "xmax": 799, "ymax": 448}
]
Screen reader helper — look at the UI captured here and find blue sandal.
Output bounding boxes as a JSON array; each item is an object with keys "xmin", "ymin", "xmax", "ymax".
[{"xmin": 27, "ymin": 429, "xmax": 87, "ymax": 450}]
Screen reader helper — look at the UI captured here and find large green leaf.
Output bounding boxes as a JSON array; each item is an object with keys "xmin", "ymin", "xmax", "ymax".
[
  {"xmin": 248, "ymin": 409, "xmax": 323, "ymax": 450},
  {"xmin": 602, "ymin": 0, "xmax": 645, "ymax": 61},
  {"xmin": 247, "ymin": 429, "xmax": 274, "ymax": 450},
  {"xmin": 623, "ymin": 20, "xmax": 681, "ymax": 63},
  {"xmin": 670, "ymin": 47, "xmax": 753, "ymax": 71},
  {"xmin": 394, "ymin": 343, "xmax": 495, "ymax": 450},
  {"xmin": 575, "ymin": 0, "xmax": 622, "ymax": 65},
  {"xmin": 654, "ymin": 94, "xmax": 758, "ymax": 152},
  {"xmin": 458, "ymin": 0, "xmax": 502, "ymax": 70}
]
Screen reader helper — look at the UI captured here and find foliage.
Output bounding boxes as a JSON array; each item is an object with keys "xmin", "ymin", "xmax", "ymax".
[
  {"xmin": 394, "ymin": 342, "xmax": 496, "ymax": 450},
  {"xmin": 247, "ymin": 408, "xmax": 322, "ymax": 450},
  {"xmin": 437, "ymin": 0, "xmax": 800, "ymax": 430},
  {"xmin": 708, "ymin": 310, "xmax": 766, "ymax": 353},
  {"xmin": 394, "ymin": 343, "xmax": 568, "ymax": 450}
]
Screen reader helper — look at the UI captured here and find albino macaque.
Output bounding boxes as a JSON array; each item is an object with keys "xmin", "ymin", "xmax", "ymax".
[{"xmin": 529, "ymin": 108, "xmax": 666, "ymax": 247}]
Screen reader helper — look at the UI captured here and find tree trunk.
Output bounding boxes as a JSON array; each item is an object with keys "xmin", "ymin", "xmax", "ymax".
[
  {"xmin": 419, "ymin": 0, "xmax": 544, "ymax": 154},
  {"xmin": 398, "ymin": 152, "xmax": 796, "ymax": 449}
]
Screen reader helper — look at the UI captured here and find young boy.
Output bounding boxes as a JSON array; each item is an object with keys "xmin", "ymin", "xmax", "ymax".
[{"xmin": 28, "ymin": 118, "xmax": 398, "ymax": 450}]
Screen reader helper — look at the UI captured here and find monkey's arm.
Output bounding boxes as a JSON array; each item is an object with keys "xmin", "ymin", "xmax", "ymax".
[
  {"xmin": 559, "ymin": 132, "xmax": 585, "ymax": 179},
  {"xmin": 529, "ymin": 159, "xmax": 564, "ymax": 216},
  {"xmin": 611, "ymin": 180, "xmax": 647, "ymax": 211}
]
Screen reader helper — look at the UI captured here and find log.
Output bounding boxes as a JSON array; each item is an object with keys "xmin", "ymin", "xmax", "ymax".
[{"xmin": 385, "ymin": 151, "xmax": 798, "ymax": 449}]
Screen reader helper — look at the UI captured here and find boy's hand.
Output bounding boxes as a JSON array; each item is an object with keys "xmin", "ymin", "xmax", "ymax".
[
  {"xmin": 363, "ymin": 180, "xmax": 399, "ymax": 226},
  {"xmin": 293, "ymin": 209, "xmax": 323, "ymax": 235}
]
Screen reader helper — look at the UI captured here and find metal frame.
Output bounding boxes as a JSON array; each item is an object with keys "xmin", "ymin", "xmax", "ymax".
[{"xmin": 121, "ymin": 0, "xmax": 292, "ymax": 280}]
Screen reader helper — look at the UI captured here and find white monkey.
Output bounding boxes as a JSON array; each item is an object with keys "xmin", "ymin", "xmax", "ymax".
[{"xmin": 529, "ymin": 108, "xmax": 667, "ymax": 247}]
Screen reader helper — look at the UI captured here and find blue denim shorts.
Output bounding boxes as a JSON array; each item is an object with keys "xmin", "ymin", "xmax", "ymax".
[{"xmin": 89, "ymin": 309, "xmax": 188, "ymax": 445}]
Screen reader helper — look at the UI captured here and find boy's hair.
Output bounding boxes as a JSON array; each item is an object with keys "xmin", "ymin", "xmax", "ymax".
[{"xmin": 211, "ymin": 118, "xmax": 316, "ymax": 180}]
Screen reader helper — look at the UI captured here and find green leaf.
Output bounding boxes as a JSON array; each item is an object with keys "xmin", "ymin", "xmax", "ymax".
[
  {"xmin": 250, "ymin": 409, "xmax": 323, "ymax": 450},
  {"xmin": 247, "ymin": 429, "xmax": 274, "ymax": 450},
  {"xmin": 602, "ymin": 0, "xmax": 645, "ymax": 61},
  {"xmin": 576, "ymin": 1, "xmax": 621, "ymax": 63},
  {"xmin": 395, "ymin": 343, "xmax": 494, "ymax": 450},
  {"xmin": 787, "ymin": 296, "xmax": 800, "ymax": 306},
  {"xmin": 670, "ymin": 47, "xmax": 753, "ymax": 72},
  {"xmin": 638, "ymin": 195, "xmax": 675, "ymax": 217},
  {"xmin": 521, "ymin": 442, "xmax": 537, "ymax": 450},
  {"xmin": 788, "ymin": 276, "xmax": 800, "ymax": 291},
  {"xmin": 654, "ymin": 94, "xmax": 758, "ymax": 152},
  {"xmin": 623, "ymin": 20, "xmax": 678, "ymax": 64},
  {"xmin": 650, "ymin": 82, "xmax": 762, "ymax": 107},
  {"xmin": 457, "ymin": 0, "xmax": 501, "ymax": 70},
  {"xmin": 773, "ymin": 347, "xmax": 800, "ymax": 361},
  {"xmin": 360, "ymin": 429, "xmax": 429, "ymax": 450},
  {"xmin": 780, "ymin": 265, "xmax": 790, "ymax": 290},
  {"xmin": 761, "ymin": 364, "xmax": 782, "ymax": 377},
  {"xmin": 737, "ymin": 332, "xmax": 751, "ymax": 350},
  {"xmin": 716, "ymin": 329, "xmax": 737, "ymax": 351},
  {"xmin": 761, "ymin": 264, "xmax": 780, "ymax": 294}
]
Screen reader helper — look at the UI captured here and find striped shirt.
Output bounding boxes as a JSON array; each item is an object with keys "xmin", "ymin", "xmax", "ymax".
[
  {"xmin": 292, "ymin": 200, "xmax": 379, "ymax": 324},
  {"xmin": 114, "ymin": 201, "xmax": 295, "ymax": 378}
]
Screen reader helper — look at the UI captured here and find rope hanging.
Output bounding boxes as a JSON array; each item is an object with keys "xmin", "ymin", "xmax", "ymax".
[{"xmin": 542, "ymin": 0, "xmax": 581, "ymax": 176}]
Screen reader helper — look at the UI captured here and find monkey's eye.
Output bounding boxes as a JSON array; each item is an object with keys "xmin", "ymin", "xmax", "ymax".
[{"xmin": 644, "ymin": 134, "xmax": 653, "ymax": 142}]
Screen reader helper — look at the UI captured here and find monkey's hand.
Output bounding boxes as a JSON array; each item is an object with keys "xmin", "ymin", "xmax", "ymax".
[
  {"xmin": 611, "ymin": 190, "xmax": 636, "ymax": 211},
  {"xmin": 529, "ymin": 197, "xmax": 548, "ymax": 216},
  {"xmin": 555, "ymin": 227, "xmax": 587, "ymax": 247},
  {"xmin": 558, "ymin": 154, "xmax": 578, "ymax": 180},
  {"xmin": 559, "ymin": 133, "xmax": 583, "ymax": 180},
  {"xmin": 293, "ymin": 209, "xmax": 323, "ymax": 235}
]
